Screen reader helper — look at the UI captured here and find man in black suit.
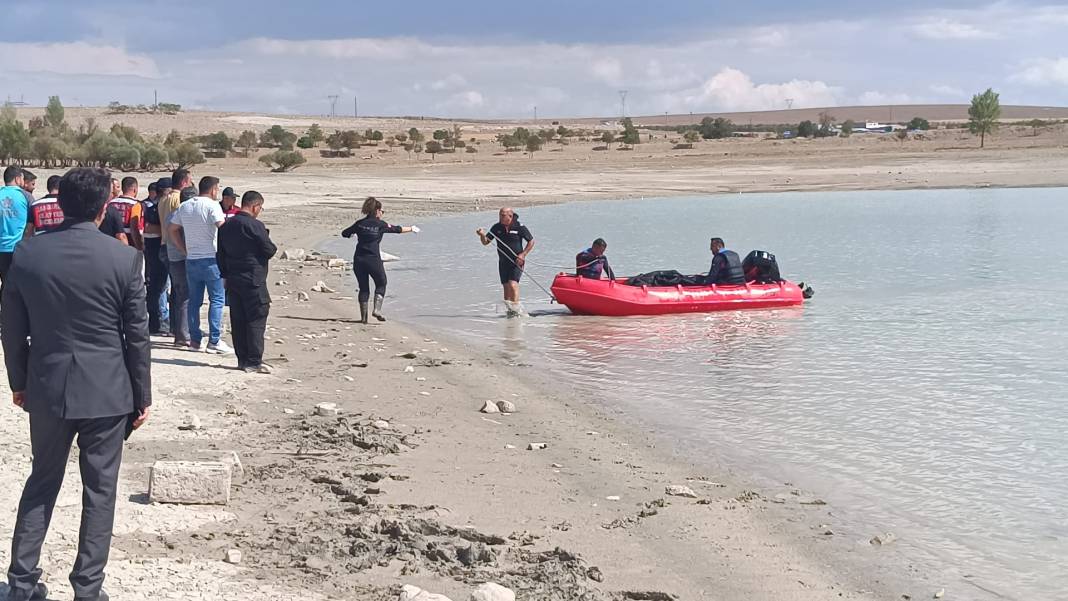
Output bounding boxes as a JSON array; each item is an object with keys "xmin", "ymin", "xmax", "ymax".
[
  {"xmin": 217, "ymin": 190, "xmax": 277, "ymax": 373},
  {"xmin": 1, "ymin": 167, "xmax": 151, "ymax": 601}
]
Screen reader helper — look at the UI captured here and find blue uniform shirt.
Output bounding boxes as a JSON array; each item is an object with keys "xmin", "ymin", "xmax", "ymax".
[{"xmin": 0, "ymin": 185, "xmax": 30, "ymax": 252}]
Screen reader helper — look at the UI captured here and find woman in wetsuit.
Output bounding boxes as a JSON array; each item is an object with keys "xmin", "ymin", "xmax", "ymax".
[{"xmin": 341, "ymin": 197, "xmax": 418, "ymax": 323}]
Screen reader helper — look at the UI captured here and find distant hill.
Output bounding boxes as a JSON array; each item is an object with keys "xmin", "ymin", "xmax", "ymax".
[{"xmin": 570, "ymin": 105, "xmax": 1068, "ymax": 127}]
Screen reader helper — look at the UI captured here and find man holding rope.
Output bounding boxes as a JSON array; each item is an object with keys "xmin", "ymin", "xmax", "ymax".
[{"xmin": 477, "ymin": 207, "xmax": 534, "ymax": 317}]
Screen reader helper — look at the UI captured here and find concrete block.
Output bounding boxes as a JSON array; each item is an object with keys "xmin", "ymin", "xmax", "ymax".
[{"xmin": 149, "ymin": 461, "xmax": 232, "ymax": 505}]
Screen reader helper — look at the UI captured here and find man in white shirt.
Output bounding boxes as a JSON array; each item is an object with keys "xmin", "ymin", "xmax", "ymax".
[{"xmin": 168, "ymin": 176, "xmax": 233, "ymax": 354}]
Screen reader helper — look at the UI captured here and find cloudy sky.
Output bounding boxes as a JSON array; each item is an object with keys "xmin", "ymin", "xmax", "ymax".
[{"xmin": 4, "ymin": 0, "xmax": 1066, "ymax": 118}]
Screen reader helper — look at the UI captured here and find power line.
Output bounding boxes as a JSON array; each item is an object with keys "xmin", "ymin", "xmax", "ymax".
[
  {"xmin": 619, "ymin": 90, "xmax": 628, "ymax": 118},
  {"xmin": 327, "ymin": 95, "xmax": 339, "ymax": 117}
]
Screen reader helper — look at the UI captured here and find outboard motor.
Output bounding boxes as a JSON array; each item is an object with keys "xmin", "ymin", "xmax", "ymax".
[{"xmin": 742, "ymin": 250, "xmax": 782, "ymax": 283}]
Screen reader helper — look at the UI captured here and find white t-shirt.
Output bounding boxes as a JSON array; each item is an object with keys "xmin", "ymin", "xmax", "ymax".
[{"xmin": 171, "ymin": 196, "xmax": 225, "ymax": 260}]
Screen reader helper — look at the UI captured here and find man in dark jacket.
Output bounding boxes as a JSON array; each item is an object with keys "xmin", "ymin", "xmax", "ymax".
[
  {"xmin": 1, "ymin": 167, "xmax": 151, "ymax": 601},
  {"xmin": 576, "ymin": 238, "xmax": 615, "ymax": 280},
  {"xmin": 705, "ymin": 237, "xmax": 746, "ymax": 285},
  {"xmin": 217, "ymin": 190, "xmax": 277, "ymax": 373}
]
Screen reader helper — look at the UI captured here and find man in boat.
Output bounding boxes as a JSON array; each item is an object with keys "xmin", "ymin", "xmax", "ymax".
[
  {"xmin": 476, "ymin": 207, "xmax": 534, "ymax": 316},
  {"xmin": 704, "ymin": 237, "xmax": 746, "ymax": 285},
  {"xmin": 576, "ymin": 238, "xmax": 615, "ymax": 280}
]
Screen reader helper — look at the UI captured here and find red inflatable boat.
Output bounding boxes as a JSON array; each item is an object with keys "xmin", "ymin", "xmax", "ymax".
[{"xmin": 551, "ymin": 274, "xmax": 805, "ymax": 316}]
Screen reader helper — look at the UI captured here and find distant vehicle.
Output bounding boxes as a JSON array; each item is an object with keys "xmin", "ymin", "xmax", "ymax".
[{"xmin": 782, "ymin": 130, "xmax": 794, "ymax": 139}]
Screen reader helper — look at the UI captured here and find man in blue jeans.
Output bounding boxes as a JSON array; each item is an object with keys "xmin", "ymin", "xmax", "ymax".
[{"xmin": 167, "ymin": 176, "xmax": 232, "ymax": 354}]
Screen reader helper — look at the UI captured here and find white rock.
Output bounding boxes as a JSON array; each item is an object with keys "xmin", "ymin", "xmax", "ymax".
[
  {"xmin": 471, "ymin": 582, "xmax": 516, "ymax": 601},
  {"xmin": 372, "ymin": 420, "xmax": 391, "ymax": 430},
  {"xmin": 219, "ymin": 451, "xmax": 244, "ymax": 479},
  {"xmin": 665, "ymin": 485, "xmax": 699, "ymax": 498},
  {"xmin": 404, "ymin": 366, "xmax": 415, "ymax": 373},
  {"xmin": 315, "ymin": 402, "xmax": 339, "ymax": 416},
  {"xmin": 934, "ymin": 589, "xmax": 945, "ymax": 599},
  {"xmin": 496, "ymin": 400, "xmax": 517, "ymax": 413},
  {"xmin": 480, "ymin": 401, "xmax": 500, "ymax": 414},
  {"xmin": 149, "ymin": 461, "xmax": 232, "ymax": 505},
  {"xmin": 282, "ymin": 408, "xmax": 294, "ymax": 414},
  {"xmin": 399, "ymin": 585, "xmax": 453, "ymax": 601},
  {"xmin": 311, "ymin": 281, "xmax": 336, "ymax": 294},
  {"xmin": 296, "ymin": 291, "xmax": 310, "ymax": 302},
  {"xmin": 527, "ymin": 442, "xmax": 547, "ymax": 450},
  {"xmin": 416, "ymin": 377, "xmax": 427, "ymax": 382},
  {"xmin": 224, "ymin": 548, "xmax": 242, "ymax": 564},
  {"xmin": 504, "ymin": 444, "xmax": 516, "ymax": 450},
  {"xmin": 327, "ymin": 258, "xmax": 347, "ymax": 269},
  {"xmin": 281, "ymin": 248, "xmax": 306, "ymax": 261},
  {"xmin": 381, "ymin": 251, "xmax": 401, "ymax": 262},
  {"xmin": 605, "ymin": 495, "xmax": 621, "ymax": 501},
  {"xmin": 419, "ymin": 391, "xmax": 431, "ymax": 397},
  {"xmin": 178, "ymin": 414, "xmax": 202, "ymax": 431},
  {"xmin": 341, "ymin": 375, "xmax": 355, "ymax": 382}
]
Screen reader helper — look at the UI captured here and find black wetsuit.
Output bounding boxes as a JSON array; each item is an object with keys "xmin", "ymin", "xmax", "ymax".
[
  {"xmin": 486, "ymin": 221, "xmax": 533, "ymax": 284},
  {"xmin": 706, "ymin": 249, "xmax": 746, "ymax": 285},
  {"xmin": 342, "ymin": 216, "xmax": 402, "ymax": 302},
  {"xmin": 576, "ymin": 248, "xmax": 614, "ymax": 280}
]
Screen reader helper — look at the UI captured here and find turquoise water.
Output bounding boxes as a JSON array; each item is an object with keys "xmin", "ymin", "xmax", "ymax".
[{"xmin": 324, "ymin": 188, "xmax": 1068, "ymax": 599}]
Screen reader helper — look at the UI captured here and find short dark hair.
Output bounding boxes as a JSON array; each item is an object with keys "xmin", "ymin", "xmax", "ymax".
[
  {"xmin": 592, "ymin": 238, "xmax": 607, "ymax": 248},
  {"xmin": 148, "ymin": 182, "xmax": 158, "ymax": 193},
  {"xmin": 180, "ymin": 186, "xmax": 197, "ymax": 202},
  {"xmin": 710, "ymin": 237, "xmax": 725, "ymax": 246},
  {"xmin": 198, "ymin": 176, "xmax": 219, "ymax": 194},
  {"xmin": 241, "ymin": 190, "xmax": 264, "ymax": 208},
  {"xmin": 121, "ymin": 176, "xmax": 137, "ymax": 194},
  {"xmin": 46, "ymin": 175, "xmax": 61, "ymax": 192},
  {"xmin": 3, "ymin": 166, "xmax": 22, "ymax": 184},
  {"xmin": 58, "ymin": 168, "xmax": 111, "ymax": 223},
  {"xmin": 21, "ymin": 169, "xmax": 36, "ymax": 182},
  {"xmin": 171, "ymin": 168, "xmax": 191, "ymax": 188}
]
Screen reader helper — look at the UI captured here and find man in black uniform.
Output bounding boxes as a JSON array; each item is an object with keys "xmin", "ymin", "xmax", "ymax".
[
  {"xmin": 476, "ymin": 207, "xmax": 534, "ymax": 316},
  {"xmin": 2, "ymin": 167, "xmax": 151, "ymax": 601},
  {"xmin": 704, "ymin": 237, "xmax": 746, "ymax": 285},
  {"xmin": 217, "ymin": 191, "xmax": 277, "ymax": 373}
]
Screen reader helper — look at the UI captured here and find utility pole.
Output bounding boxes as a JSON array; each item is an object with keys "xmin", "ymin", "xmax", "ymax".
[
  {"xmin": 153, "ymin": 89, "xmax": 158, "ymax": 112},
  {"xmin": 785, "ymin": 98, "xmax": 794, "ymax": 109},
  {"xmin": 619, "ymin": 90, "xmax": 628, "ymax": 118},
  {"xmin": 533, "ymin": 105, "xmax": 537, "ymax": 123},
  {"xmin": 354, "ymin": 96, "xmax": 358, "ymax": 118},
  {"xmin": 327, "ymin": 95, "xmax": 339, "ymax": 117}
]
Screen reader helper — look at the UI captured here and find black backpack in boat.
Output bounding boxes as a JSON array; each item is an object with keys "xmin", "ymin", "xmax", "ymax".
[{"xmin": 742, "ymin": 250, "xmax": 782, "ymax": 283}]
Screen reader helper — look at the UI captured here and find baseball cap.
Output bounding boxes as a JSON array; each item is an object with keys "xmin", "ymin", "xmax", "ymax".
[
  {"xmin": 156, "ymin": 177, "xmax": 173, "ymax": 189},
  {"xmin": 222, "ymin": 186, "xmax": 237, "ymax": 197}
]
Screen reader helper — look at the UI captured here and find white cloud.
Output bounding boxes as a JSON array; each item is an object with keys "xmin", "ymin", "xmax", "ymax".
[
  {"xmin": 0, "ymin": 42, "xmax": 158, "ymax": 78},
  {"xmin": 747, "ymin": 26, "xmax": 789, "ymax": 50},
  {"xmin": 456, "ymin": 91, "xmax": 484, "ymax": 108},
  {"xmin": 909, "ymin": 18, "xmax": 997, "ymax": 40},
  {"xmin": 591, "ymin": 58, "xmax": 624, "ymax": 85},
  {"xmin": 430, "ymin": 74, "xmax": 468, "ymax": 91},
  {"xmin": 857, "ymin": 90, "xmax": 918, "ymax": 105},
  {"xmin": 1012, "ymin": 57, "xmax": 1068, "ymax": 86},
  {"xmin": 247, "ymin": 37, "xmax": 436, "ymax": 60},
  {"xmin": 680, "ymin": 67, "xmax": 840, "ymax": 112},
  {"xmin": 929, "ymin": 84, "xmax": 966, "ymax": 97}
]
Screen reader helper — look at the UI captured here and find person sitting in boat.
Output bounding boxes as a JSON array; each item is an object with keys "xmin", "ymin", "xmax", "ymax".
[
  {"xmin": 704, "ymin": 237, "xmax": 746, "ymax": 285},
  {"xmin": 576, "ymin": 238, "xmax": 615, "ymax": 280}
]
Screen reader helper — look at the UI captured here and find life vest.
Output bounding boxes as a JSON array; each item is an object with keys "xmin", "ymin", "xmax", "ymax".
[
  {"xmin": 30, "ymin": 196, "xmax": 65, "ymax": 235},
  {"xmin": 105, "ymin": 196, "xmax": 140, "ymax": 234}
]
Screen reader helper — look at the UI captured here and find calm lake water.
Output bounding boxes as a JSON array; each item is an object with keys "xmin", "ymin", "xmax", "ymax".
[{"xmin": 324, "ymin": 188, "xmax": 1068, "ymax": 599}]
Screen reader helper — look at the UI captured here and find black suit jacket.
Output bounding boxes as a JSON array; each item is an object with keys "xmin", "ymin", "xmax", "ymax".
[
  {"xmin": 1, "ymin": 221, "xmax": 151, "ymax": 419},
  {"xmin": 216, "ymin": 212, "xmax": 277, "ymax": 289}
]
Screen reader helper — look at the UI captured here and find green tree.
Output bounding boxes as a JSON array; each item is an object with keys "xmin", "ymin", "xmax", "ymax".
[
  {"xmin": 237, "ymin": 130, "xmax": 258, "ymax": 155},
  {"xmin": 45, "ymin": 96, "xmax": 65, "ymax": 128},
  {"xmin": 539, "ymin": 128, "xmax": 556, "ymax": 143},
  {"xmin": 371, "ymin": 130, "xmax": 384, "ymax": 141},
  {"xmin": 907, "ymin": 117, "xmax": 931, "ymax": 131},
  {"xmin": 1025, "ymin": 119, "xmax": 1048, "ymax": 136},
  {"xmin": 425, "ymin": 140, "xmax": 443, "ymax": 160},
  {"xmin": 141, "ymin": 144, "xmax": 169, "ymax": 170},
  {"xmin": 816, "ymin": 111, "xmax": 837, "ymax": 137},
  {"xmin": 170, "ymin": 142, "xmax": 206, "ymax": 169},
  {"xmin": 699, "ymin": 117, "xmax": 734, "ymax": 139},
  {"xmin": 620, "ymin": 118, "xmax": 640, "ymax": 145},
  {"xmin": 408, "ymin": 128, "xmax": 424, "ymax": 143},
  {"xmin": 600, "ymin": 131, "xmax": 615, "ymax": 145},
  {"xmin": 109, "ymin": 123, "xmax": 143, "ymax": 145},
  {"xmin": 201, "ymin": 131, "xmax": 233, "ymax": 153},
  {"xmin": 433, "ymin": 129, "xmax": 449, "ymax": 141},
  {"xmin": 512, "ymin": 127, "xmax": 531, "ymax": 143},
  {"xmin": 258, "ymin": 150, "xmax": 307, "ymax": 172},
  {"xmin": 296, "ymin": 136, "xmax": 314, "ymax": 149},
  {"xmin": 32, "ymin": 136, "xmax": 69, "ymax": 167},
  {"xmin": 683, "ymin": 130, "xmax": 701, "ymax": 143},
  {"xmin": 525, "ymin": 135, "xmax": 543, "ymax": 155},
  {"xmin": 797, "ymin": 120, "xmax": 816, "ymax": 138},
  {"xmin": 260, "ymin": 125, "xmax": 297, "ymax": 149},
  {"xmin": 0, "ymin": 119, "xmax": 32, "ymax": 163},
  {"xmin": 306, "ymin": 123, "xmax": 325, "ymax": 146},
  {"xmin": 841, "ymin": 120, "xmax": 855, "ymax": 137},
  {"xmin": 163, "ymin": 129, "xmax": 182, "ymax": 147},
  {"xmin": 968, "ymin": 88, "xmax": 1001, "ymax": 148},
  {"xmin": 394, "ymin": 132, "xmax": 408, "ymax": 143},
  {"xmin": 338, "ymin": 130, "xmax": 363, "ymax": 151}
]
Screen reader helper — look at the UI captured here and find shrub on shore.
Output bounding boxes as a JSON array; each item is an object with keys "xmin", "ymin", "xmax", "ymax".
[{"xmin": 259, "ymin": 149, "xmax": 307, "ymax": 172}]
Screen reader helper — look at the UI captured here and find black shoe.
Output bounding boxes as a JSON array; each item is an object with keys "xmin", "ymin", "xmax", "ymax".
[
  {"xmin": 7, "ymin": 582, "xmax": 48, "ymax": 601},
  {"xmin": 74, "ymin": 589, "xmax": 108, "ymax": 601}
]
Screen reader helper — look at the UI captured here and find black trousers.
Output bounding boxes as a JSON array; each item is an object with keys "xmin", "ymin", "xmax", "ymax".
[
  {"xmin": 353, "ymin": 255, "xmax": 386, "ymax": 303},
  {"xmin": 228, "ymin": 285, "xmax": 270, "ymax": 367},
  {"xmin": 144, "ymin": 238, "xmax": 168, "ymax": 334},
  {"xmin": 0, "ymin": 251, "xmax": 14, "ymax": 297},
  {"xmin": 8, "ymin": 412, "xmax": 126, "ymax": 600}
]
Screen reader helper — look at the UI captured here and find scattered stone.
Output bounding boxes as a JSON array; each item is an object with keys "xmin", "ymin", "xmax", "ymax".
[
  {"xmin": 177, "ymin": 414, "xmax": 202, "ymax": 431},
  {"xmin": 504, "ymin": 444, "xmax": 516, "ymax": 450},
  {"xmin": 372, "ymin": 420, "xmax": 391, "ymax": 430},
  {"xmin": 282, "ymin": 408, "xmax": 295, "ymax": 414},
  {"xmin": 419, "ymin": 391, "xmax": 431, "ymax": 397},
  {"xmin": 798, "ymin": 497, "xmax": 827, "ymax": 506},
  {"xmin": 281, "ymin": 248, "xmax": 306, "ymax": 261},
  {"xmin": 870, "ymin": 532, "xmax": 897, "ymax": 546},
  {"xmin": 934, "ymin": 589, "xmax": 945, "ymax": 599},
  {"xmin": 296, "ymin": 291, "xmax": 310, "ymax": 302},
  {"xmin": 605, "ymin": 495, "xmax": 621, "ymax": 501},
  {"xmin": 219, "ymin": 451, "xmax": 244, "ymax": 479},
  {"xmin": 341, "ymin": 375, "xmax": 355, "ymax": 382},
  {"xmin": 310, "ymin": 281, "xmax": 336, "ymax": 294},
  {"xmin": 587, "ymin": 566, "xmax": 604, "ymax": 582},
  {"xmin": 400, "ymin": 585, "xmax": 453, "ymax": 601},
  {"xmin": 223, "ymin": 548, "xmax": 242, "ymax": 564},
  {"xmin": 586, "ymin": 431, "xmax": 599, "ymax": 435},
  {"xmin": 149, "ymin": 461, "xmax": 232, "ymax": 505},
  {"xmin": 527, "ymin": 442, "xmax": 547, "ymax": 450},
  {"xmin": 551, "ymin": 463, "xmax": 563, "ymax": 468},
  {"xmin": 327, "ymin": 258, "xmax": 346, "ymax": 269},
  {"xmin": 480, "ymin": 401, "xmax": 500, "ymax": 414},
  {"xmin": 416, "ymin": 376, "xmax": 427, "ymax": 382},
  {"xmin": 496, "ymin": 400, "xmax": 517, "ymax": 413},
  {"xmin": 404, "ymin": 365, "xmax": 416, "ymax": 373},
  {"xmin": 470, "ymin": 583, "xmax": 515, "ymax": 601},
  {"xmin": 396, "ymin": 352, "xmax": 419, "ymax": 359},
  {"xmin": 665, "ymin": 485, "xmax": 699, "ymax": 499},
  {"xmin": 315, "ymin": 402, "xmax": 339, "ymax": 416}
]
